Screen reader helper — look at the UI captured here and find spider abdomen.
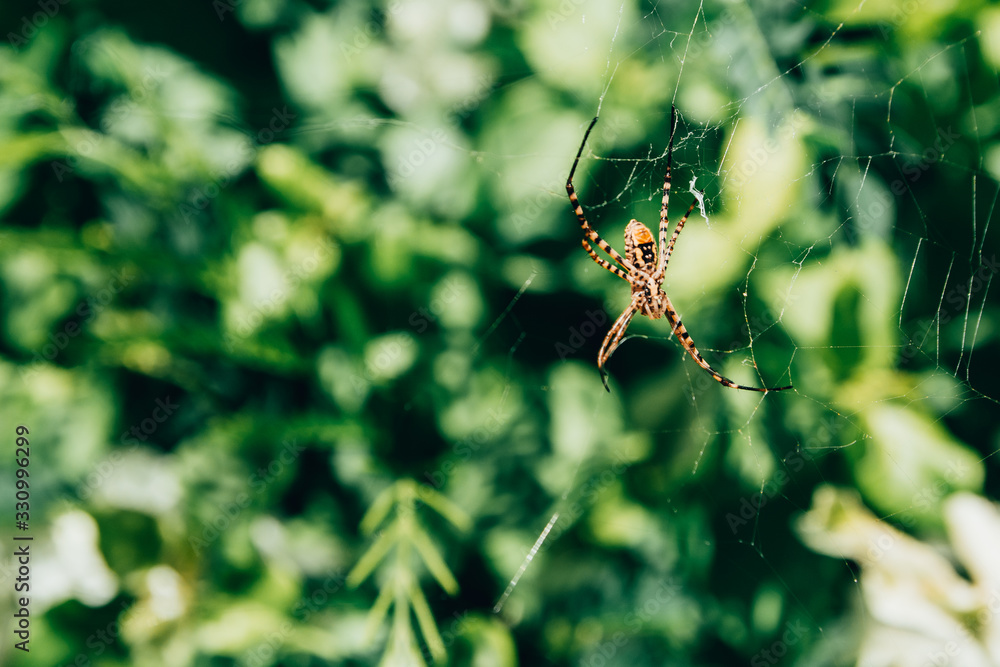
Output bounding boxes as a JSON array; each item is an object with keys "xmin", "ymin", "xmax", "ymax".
[{"xmin": 624, "ymin": 219, "xmax": 658, "ymax": 271}]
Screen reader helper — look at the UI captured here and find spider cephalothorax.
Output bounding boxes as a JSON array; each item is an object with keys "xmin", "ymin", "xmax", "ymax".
[{"xmin": 566, "ymin": 107, "xmax": 793, "ymax": 393}]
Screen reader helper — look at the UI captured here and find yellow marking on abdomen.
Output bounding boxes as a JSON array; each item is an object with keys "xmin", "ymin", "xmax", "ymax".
[{"xmin": 629, "ymin": 225, "xmax": 654, "ymax": 244}]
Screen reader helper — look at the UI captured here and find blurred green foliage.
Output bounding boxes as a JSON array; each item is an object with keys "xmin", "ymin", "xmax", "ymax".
[{"xmin": 1, "ymin": 0, "xmax": 999, "ymax": 665}]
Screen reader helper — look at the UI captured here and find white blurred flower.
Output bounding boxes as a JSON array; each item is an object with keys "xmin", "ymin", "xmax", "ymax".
[
  {"xmin": 36, "ymin": 511, "xmax": 118, "ymax": 609},
  {"xmin": 797, "ymin": 486, "xmax": 1000, "ymax": 666}
]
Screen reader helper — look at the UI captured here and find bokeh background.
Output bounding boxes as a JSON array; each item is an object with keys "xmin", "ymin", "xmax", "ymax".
[{"xmin": 2, "ymin": 0, "xmax": 1000, "ymax": 665}]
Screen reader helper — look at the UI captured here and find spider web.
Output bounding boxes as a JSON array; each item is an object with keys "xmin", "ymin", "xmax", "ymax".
[
  {"xmin": 477, "ymin": 0, "xmax": 1000, "ymax": 663},
  {"xmin": 43, "ymin": 0, "xmax": 1000, "ymax": 664},
  {"xmin": 148, "ymin": 0, "xmax": 999, "ymax": 661}
]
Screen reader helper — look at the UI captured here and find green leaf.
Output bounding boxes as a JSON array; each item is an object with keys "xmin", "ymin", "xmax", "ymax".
[
  {"xmin": 360, "ymin": 484, "xmax": 399, "ymax": 535},
  {"xmin": 408, "ymin": 579, "xmax": 446, "ymax": 663},
  {"xmin": 347, "ymin": 521, "xmax": 397, "ymax": 588},
  {"xmin": 365, "ymin": 581, "xmax": 395, "ymax": 641},
  {"xmin": 415, "ymin": 484, "xmax": 472, "ymax": 532},
  {"xmin": 410, "ymin": 524, "xmax": 459, "ymax": 595}
]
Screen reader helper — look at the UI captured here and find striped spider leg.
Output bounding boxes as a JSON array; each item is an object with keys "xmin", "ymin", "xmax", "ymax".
[{"xmin": 566, "ymin": 107, "xmax": 793, "ymax": 393}]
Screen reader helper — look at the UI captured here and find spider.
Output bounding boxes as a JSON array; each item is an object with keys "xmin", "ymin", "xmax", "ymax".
[{"xmin": 566, "ymin": 107, "xmax": 793, "ymax": 393}]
